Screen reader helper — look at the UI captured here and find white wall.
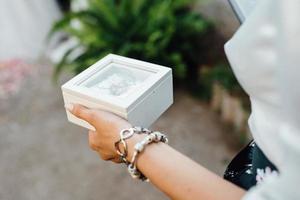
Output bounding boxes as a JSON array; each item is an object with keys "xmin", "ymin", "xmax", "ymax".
[{"xmin": 0, "ymin": 0, "xmax": 61, "ymax": 61}]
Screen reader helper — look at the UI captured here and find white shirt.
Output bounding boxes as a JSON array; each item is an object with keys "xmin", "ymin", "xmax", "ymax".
[{"xmin": 225, "ymin": 0, "xmax": 300, "ymax": 199}]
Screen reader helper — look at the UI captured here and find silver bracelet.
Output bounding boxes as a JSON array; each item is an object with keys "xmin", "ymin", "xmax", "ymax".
[
  {"xmin": 127, "ymin": 131, "xmax": 168, "ymax": 181},
  {"xmin": 114, "ymin": 127, "xmax": 151, "ymax": 164}
]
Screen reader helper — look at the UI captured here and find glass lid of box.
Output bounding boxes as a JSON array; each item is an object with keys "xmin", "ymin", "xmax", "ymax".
[{"xmin": 80, "ymin": 63, "xmax": 154, "ymax": 97}]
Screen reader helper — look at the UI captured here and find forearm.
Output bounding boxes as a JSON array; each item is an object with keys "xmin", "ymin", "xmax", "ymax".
[
  {"xmin": 128, "ymin": 135, "xmax": 246, "ymax": 200},
  {"xmin": 68, "ymin": 104, "xmax": 245, "ymax": 199}
]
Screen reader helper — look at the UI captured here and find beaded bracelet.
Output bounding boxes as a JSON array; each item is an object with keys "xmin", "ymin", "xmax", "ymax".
[
  {"xmin": 114, "ymin": 127, "xmax": 151, "ymax": 164},
  {"xmin": 127, "ymin": 131, "xmax": 168, "ymax": 181},
  {"xmin": 114, "ymin": 127, "xmax": 168, "ymax": 181}
]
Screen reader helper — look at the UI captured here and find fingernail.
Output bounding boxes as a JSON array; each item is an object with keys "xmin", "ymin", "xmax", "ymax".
[{"xmin": 64, "ymin": 103, "xmax": 74, "ymax": 112}]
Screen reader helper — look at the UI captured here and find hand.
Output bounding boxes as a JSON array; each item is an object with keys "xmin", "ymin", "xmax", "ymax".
[{"xmin": 65, "ymin": 104, "xmax": 132, "ymax": 163}]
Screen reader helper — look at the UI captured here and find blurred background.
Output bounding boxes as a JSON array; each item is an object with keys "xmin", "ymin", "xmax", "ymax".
[{"xmin": 0, "ymin": 0, "xmax": 251, "ymax": 199}]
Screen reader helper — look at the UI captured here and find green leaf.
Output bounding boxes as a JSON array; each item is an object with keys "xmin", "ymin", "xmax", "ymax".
[{"xmin": 49, "ymin": 0, "xmax": 217, "ymax": 84}]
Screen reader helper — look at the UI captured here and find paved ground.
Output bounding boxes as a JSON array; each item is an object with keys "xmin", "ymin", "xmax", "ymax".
[{"xmin": 0, "ymin": 63, "xmax": 236, "ymax": 200}]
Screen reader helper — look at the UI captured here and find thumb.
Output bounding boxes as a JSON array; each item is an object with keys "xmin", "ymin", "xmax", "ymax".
[{"xmin": 65, "ymin": 104, "xmax": 95, "ymax": 125}]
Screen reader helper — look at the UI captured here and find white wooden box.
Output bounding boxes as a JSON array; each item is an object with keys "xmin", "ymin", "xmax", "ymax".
[{"xmin": 62, "ymin": 54, "xmax": 173, "ymax": 130}]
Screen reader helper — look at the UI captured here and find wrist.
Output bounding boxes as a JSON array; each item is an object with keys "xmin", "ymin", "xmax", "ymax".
[
  {"xmin": 114, "ymin": 127, "xmax": 169, "ymax": 181},
  {"xmin": 126, "ymin": 133, "xmax": 147, "ymax": 161}
]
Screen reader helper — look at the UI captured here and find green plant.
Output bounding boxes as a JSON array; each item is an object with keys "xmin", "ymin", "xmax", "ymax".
[
  {"xmin": 50, "ymin": 0, "xmax": 214, "ymax": 84},
  {"xmin": 209, "ymin": 64, "xmax": 241, "ymax": 92},
  {"xmin": 199, "ymin": 64, "xmax": 243, "ymax": 100}
]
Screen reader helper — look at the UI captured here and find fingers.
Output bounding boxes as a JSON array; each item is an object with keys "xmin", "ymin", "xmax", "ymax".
[
  {"xmin": 98, "ymin": 152, "xmax": 115, "ymax": 161},
  {"xmin": 110, "ymin": 157, "xmax": 122, "ymax": 164},
  {"xmin": 65, "ymin": 104, "xmax": 96, "ymax": 125},
  {"xmin": 89, "ymin": 131, "xmax": 113, "ymax": 160},
  {"xmin": 88, "ymin": 131, "xmax": 121, "ymax": 163},
  {"xmin": 88, "ymin": 130, "xmax": 100, "ymax": 151}
]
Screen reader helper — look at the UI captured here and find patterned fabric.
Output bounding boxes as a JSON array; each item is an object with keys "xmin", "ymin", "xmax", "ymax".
[{"xmin": 224, "ymin": 141, "xmax": 278, "ymax": 190}]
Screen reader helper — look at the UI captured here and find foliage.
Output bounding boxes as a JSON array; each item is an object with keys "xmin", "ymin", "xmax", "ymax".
[
  {"xmin": 209, "ymin": 64, "xmax": 241, "ymax": 92},
  {"xmin": 49, "ymin": 0, "xmax": 214, "ymax": 82},
  {"xmin": 199, "ymin": 64, "xmax": 243, "ymax": 100}
]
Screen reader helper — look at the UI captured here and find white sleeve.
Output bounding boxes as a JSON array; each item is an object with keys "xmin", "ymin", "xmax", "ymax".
[{"xmin": 242, "ymin": 0, "xmax": 300, "ymax": 199}]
